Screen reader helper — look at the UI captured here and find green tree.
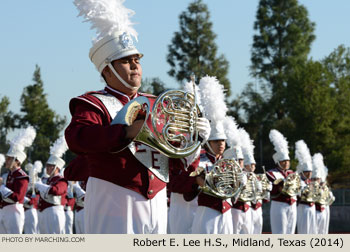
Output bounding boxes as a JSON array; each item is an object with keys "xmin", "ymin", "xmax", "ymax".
[
  {"xmin": 140, "ymin": 78, "xmax": 167, "ymax": 96},
  {"xmin": 20, "ymin": 65, "xmax": 66, "ymax": 163},
  {"xmin": 251, "ymin": 0, "xmax": 315, "ymax": 120},
  {"xmin": 167, "ymin": 0, "xmax": 231, "ymax": 95},
  {"xmin": 0, "ymin": 96, "xmax": 19, "ymax": 153}
]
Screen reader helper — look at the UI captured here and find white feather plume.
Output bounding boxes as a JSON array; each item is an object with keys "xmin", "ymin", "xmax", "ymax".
[
  {"xmin": 33, "ymin": 160, "xmax": 43, "ymax": 173},
  {"xmin": 312, "ymin": 153, "xmax": 328, "ymax": 182},
  {"xmin": 182, "ymin": 81, "xmax": 203, "ymax": 112},
  {"xmin": 0, "ymin": 154, "xmax": 5, "ymax": 168},
  {"xmin": 269, "ymin": 129, "xmax": 288, "ymax": 155},
  {"xmin": 223, "ymin": 116, "xmax": 241, "ymax": 147},
  {"xmin": 50, "ymin": 136, "xmax": 68, "ymax": 158},
  {"xmin": 10, "ymin": 126, "xmax": 36, "ymax": 151},
  {"xmin": 295, "ymin": 140, "xmax": 312, "ymax": 173},
  {"xmin": 239, "ymin": 128, "xmax": 254, "ymax": 159},
  {"xmin": 74, "ymin": 0, "xmax": 138, "ymax": 43},
  {"xmin": 198, "ymin": 76, "xmax": 228, "ymax": 122}
]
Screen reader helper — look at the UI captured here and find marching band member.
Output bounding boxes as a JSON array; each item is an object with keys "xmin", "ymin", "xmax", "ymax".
[
  {"xmin": 66, "ymin": 0, "xmax": 210, "ymax": 234},
  {"xmin": 191, "ymin": 122, "xmax": 233, "ymax": 234},
  {"xmin": 35, "ymin": 136, "xmax": 68, "ymax": 234},
  {"xmin": 312, "ymin": 153, "xmax": 335, "ymax": 234},
  {"xmin": 73, "ymin": 181, "xmax": 86, "ymax": 234},
  {"xmin": 0, "ymin": 154, "xmax": 6, "ymax": 233},
  {"xmin": 223, "ymin": 122, "xmax": 251, "ymax": 234},
  {"xmin": 266, "ymin": 129, "xmax": 297, "ymax": 234},
  {"xmin": 0, "ymin": 126, "xmax": 36, "ymax": 234},
  {"xmin": 23, "ymin": 161, "xmax": 42, "ymax": 234},
  {"xmin": 64, "ymin": 180, "xmax": 75, "ymax": 234},
  {"xmin": 295, "ymin": 140, "xmax": 317, "ymax": 234},
  {"xmin": 239, "ymin": 128, "xmax": 265, "ymax": 234}
]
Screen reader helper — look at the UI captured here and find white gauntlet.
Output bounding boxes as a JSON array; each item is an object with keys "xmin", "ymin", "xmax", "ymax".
[{"xmin": 196, "ymin": 117, "xmax": 211, "ymax": 144}]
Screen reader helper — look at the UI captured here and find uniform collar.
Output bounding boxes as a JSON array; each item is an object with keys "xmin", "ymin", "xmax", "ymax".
[{"xmin": 105, "ymin": 85, "xmax": 138, "ymax": 105}]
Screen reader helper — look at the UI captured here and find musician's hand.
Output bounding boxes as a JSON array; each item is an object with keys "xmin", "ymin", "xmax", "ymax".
[
  {"xmin": 196, "ymin": 117, "xmax": 211, "ymax": 144},
  {"xmin": 195, "ymin": 175, "xmax": 205, "ymax": 187},
  {"xmin": 124, "ymin": 120, "xmax": 144, "ymax": 139}
]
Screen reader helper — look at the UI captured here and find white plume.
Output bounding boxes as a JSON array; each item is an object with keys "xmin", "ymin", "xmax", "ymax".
[
  {"xmin": 269, "ymin": 129, "xmax": 288, "ymax": 155},
  {"xmin": 33, "ymin": 160, "xmax": 43, "ymax": 174},
  {"xmin": 295, "ymin": 140, "xmax": 312, "ymax": 173},
  {"xmin": 182, "ymin": 81, "xmax": 203, "ymax": 112},
  {"xmin": 50, "ymin": 136, "xmax": 68, "ymax": 158},
  {"xmin": 74, "ymin": 0, "xmax": 138, "ymax": 43},
  {"xmin": 312, "ymin": 153, "xmax": 328, "ymax": 182},
  {"xmin": 239, "ymin": 128, "xmax": 254, "ymax": 159},
  {"xmin": 198, "ymin": 76, "xmax": 228, "ymax": 122},
  {"xmin": 223, "ymin": 116, "xmax": 241, "ymax": 147},
  {"xmin": 0, "ymin": 154, "xmax": 5, "ymax": 168},
  {"xmin": 10, "ymin": 126, "xmax": 36, "ymax": 151}
]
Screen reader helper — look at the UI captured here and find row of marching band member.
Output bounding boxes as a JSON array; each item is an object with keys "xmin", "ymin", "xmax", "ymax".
[{"xmin": 0, "ymin": 127, "xmax": 86, "ymax": 234}]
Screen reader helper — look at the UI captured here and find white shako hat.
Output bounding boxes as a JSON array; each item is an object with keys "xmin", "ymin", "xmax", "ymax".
[
  {"xmin": 197, "ymin": 75, "xmax": 228, "ymax": 142},
  {"xmin": 74, "ymin": 0, "xmax": 143, "ymax": 74},
  {"xmin": 239, "ymin": 128, "xmax": 256, "ymax": 165},
  {"xmin": 312, "ymin": 153, "xmax": 328, "ymax": 181},
  {"xmin": 6, "ymin": 126, "xmax": 36, "ymax": 164},
  {"xmin": 208, "ymin": 121, "xmax": 227, "ymax": 141},
  {"xmin": 295, "ymin": 140, "xmax": 313, "ymax": 172},
  {"xmin": 222, "ymin": 116, "xmax": 244, "ymax": 160},
  {"xmin": 46, "ymin": 136, "xmax": 68, "ymax": 170},
  {"xmin": 269, "ymin": 129, "xmax": 290, "ymax": 164}
]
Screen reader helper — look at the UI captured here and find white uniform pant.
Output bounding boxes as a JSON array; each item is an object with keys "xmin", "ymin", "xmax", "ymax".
[
  {"xmin": 0, "ymin": 204, "xmax": 25, "ymax": 234},
  {"xmin": 65, "ymin": 209, "xmax": 74, "ymax": 234},
  {"xmin": 297, "ymin": 204, "xmax": 316, "ymax": 234},
  {"xmin": 85, "ymin": 177, "xmax": 168, "ymax": 234},
  {"xmin": 325, "ymin": 205, "xmax": 330, "ymax": 234},
  {"xmin": 232, "ymin": 207, "xmax": 252, "ymax": 234},
  {"xmin": 316, "ymin": 208, "xmax": 328, "ymax": 234},
  {"xmin": 168, "ymin": 192, "xmax": 197, "ymax": 234},
  {"xmin": 24, "ymin": 208, "xmax": 39, "ymax": 234},
  {"xmin": 270, "ymin": 200, "xmax": 297, "ymax": 234},
  {"xmin": 39, "ymin": 206, "xmax": 65, "ymax": 234},
  {"xmin": 251, "ymin": 207, "xmax": 263, "ymax": 234},
  {"xmin": 191, "ymin": 206, "xmax": 233, "ymax": 234},
  {"xmin": 75, "ymin": 209, "xmax": 85, "ymax": 234}
]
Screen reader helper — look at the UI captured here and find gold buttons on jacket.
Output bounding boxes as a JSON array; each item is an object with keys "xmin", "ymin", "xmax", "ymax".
[
  {"xmin": 150, "ymin": 174, "xmax": 155, "ymax": 180},
  {"xmin": 148, "ymin": 190, "xmax": 153, "ymax": 195}
]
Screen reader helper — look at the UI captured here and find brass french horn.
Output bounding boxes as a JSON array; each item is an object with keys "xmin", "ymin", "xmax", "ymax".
[
  {"xmin": 111, "ymin": 76, "xmax": 203, "ymax": 158},
  {"xmin": 190, "ymin": 158, "xmax": 244, "ymax": 200},
  {"xmin": 274, "ymin": 172, "xmax": 301, "ymax": 197}
]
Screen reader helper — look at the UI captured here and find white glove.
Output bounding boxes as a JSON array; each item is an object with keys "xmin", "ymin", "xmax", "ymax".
[
  {"xmin": 0, "ymin": 184, "xmax": 13, "ymax": 198},
  {"xmin": 35, "ymin": 182, "xmax": 51, "ymax": 194},
  {"xmin": 267, "ymin": 181, "xmax": 273, "ymax": 191},
  {"xmin": 256, "ymin": 180, "xmax": 263, "ymax": 192},
  {"xmin": 237, "ymin": 172, "xmax": 247, "ymax": 186},
  {"xmin": 73, "ymin": 183, "xmax": 86, "ymax": 199},
  {"xmin": 196, "ymin": 117, "xmax": 211, "ymax": 144},
  {"xmin": 183, "ymin": 146, "xmax": 201, "ymax": 171}
]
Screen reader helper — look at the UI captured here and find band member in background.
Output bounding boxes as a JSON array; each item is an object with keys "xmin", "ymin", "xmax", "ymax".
[
  {"xmin": 23, "ymin": 161, "xmax": 42, "ymax": 234},
  {"xmin": 65, "ymin": 180, "xmax": 75, "ymax": 234},
  {"xmin": 266, "ymin": 129, "xmax": 297, "ymax": 234},
  {"xmin": 295, "ymin": 140, "xmax": 317, "ymax": 234},
  {"xmin": 35, "ymin": 136, "xmax": 68, "ymax": 234},
  {"xmin": 0, "ymin": 126, "xmax": 36, "ymax": 234},
  {"xmin": 66, "ymin": 0, "xmax": 210, "ymax": 234},
  {"xmin": 190, "ymin": 122, "xmax": 233, "ymax": 234},
  {"xmin": 73, "ymin": 181, "xmax": 86, "ymax": 234},
  {"xmin": 312, "ymin": 153, "xmax": 335, "ymax": 234}
]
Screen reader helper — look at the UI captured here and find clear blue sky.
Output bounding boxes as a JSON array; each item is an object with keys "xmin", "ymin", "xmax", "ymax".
[{"xmin": 1, "ymin": 0, "xmax": 349, "ymax": 132}]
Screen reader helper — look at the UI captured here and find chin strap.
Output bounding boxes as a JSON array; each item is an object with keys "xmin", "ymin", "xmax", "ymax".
[
  {"xmin": 107, "ymin": 62, "xmax": 139, "ymax": 91},
  {"xmin": 49, "ymin": 166, "xmax": 58, "ymax": 177}
]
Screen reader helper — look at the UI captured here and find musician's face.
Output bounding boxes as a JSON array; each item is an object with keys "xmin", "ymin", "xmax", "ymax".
[
  {"xmin": 244, "ymin": 163, "xmax": 256, "ymax": 172},
  {"xmin": 209, "ymin": 139, "xmax": 226, "ymax": 156},
  {"xmin": 46, "ymin": 164, "xmax": 57, "ymax": 177},
  {"xmin": 303, "ymin": 171, "xmax": 312, "ymax": 179},
  {"xmin": 5, "ymin": 156, "xmax": 20, "ymax": 171},
  {"xmin": 279, "ymin": 160, "xmax": 290, "ymax": 170}
]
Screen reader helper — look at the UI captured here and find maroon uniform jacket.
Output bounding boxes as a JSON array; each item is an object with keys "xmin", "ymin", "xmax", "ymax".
[
  {"xmin": 0, "ymin": 168, "xmax": 29, "ymax": 208},
  {"xmin": 65, "ymin": 86, "xmax": 187, "ymax": 200},
  {"xmin": 170, "ymin": 149, "xmax": 231, "ymax": 214},
  {"xmin": 266, "ymin": 167, "xmax": 297, "ymax": 205},
  {"xmin": 38, "ymin": 175, "xmax": 68, "ymax": 212}
]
